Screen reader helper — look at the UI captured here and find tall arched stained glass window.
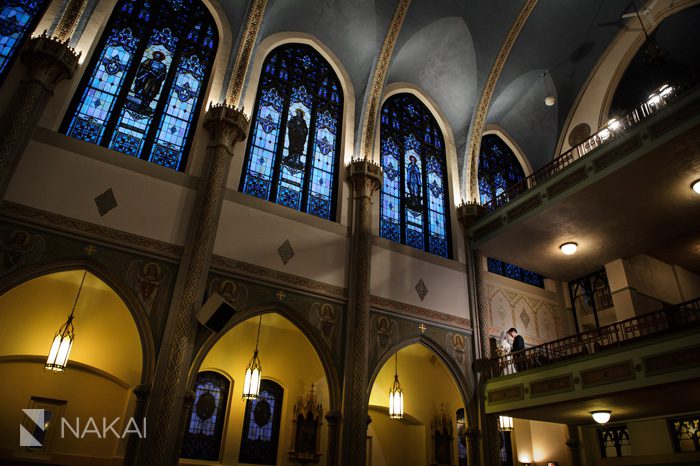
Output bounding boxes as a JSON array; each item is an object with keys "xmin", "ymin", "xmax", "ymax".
[
  {"xmin": 239, "ymin": 44, "xmax": 343, "ymax": 220},
  {"xmin": 477, "ymin": 134, "xmax": 525, "ymax": 206},
  {"xmin": 181, "ymin": 371, "xmax": 230, "ymax": 461},
  {"xmin": 379, "ymin": 94, "xmax": 451, "ymax": 258},
  {"xmin": 0, "ymin": 0, "xmax": 49, "ymax": 84},
  {"xmin": 239, "ymin": 379, "xmax": 283, "ymax": 465},
  {"xmin": 61, "ymin": 0, "xmax": 217, "ymax": 171}
]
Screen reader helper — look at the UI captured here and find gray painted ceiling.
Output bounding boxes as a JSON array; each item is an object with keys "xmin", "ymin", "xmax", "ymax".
[{"xmin": 213, "ymin": 0, "xmax": 690, "ymax": 186}]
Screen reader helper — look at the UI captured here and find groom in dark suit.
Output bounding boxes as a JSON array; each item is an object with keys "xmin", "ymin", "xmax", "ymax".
[{"xmin": 508, "ymin": 327, "xmax": 525, "ymax": 371}]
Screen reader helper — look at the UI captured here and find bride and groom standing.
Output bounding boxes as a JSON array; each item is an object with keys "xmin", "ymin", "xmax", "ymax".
[{"xmin": 498, "ymin": 328, "xmax": 525, "ymax": 374}]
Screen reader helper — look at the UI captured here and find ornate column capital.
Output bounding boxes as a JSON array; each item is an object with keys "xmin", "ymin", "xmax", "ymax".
[
  {"xmin": 204, "ymin": 103, "xmax": 250, "ymax": 156},
  {"xmin": 457, "ymin": 201, "xmax": 487, "ymax": 232},
  {"xmin": 347, "ymin": 159, "xmax": 383, "ymax": 198},
  {"xmin": 21, "ymin": 33, "xmax": 80, "ymax": 92},
  {"xmin": 325, "ymin": 410, "xmax": 341, "ymax": 426}
]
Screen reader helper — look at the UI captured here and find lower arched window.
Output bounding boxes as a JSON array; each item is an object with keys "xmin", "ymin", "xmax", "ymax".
[
  {"xmin": 181, "ymin": 371, "xmax": 230, "ymax": 461},
  {"xmin": 239, "ymin": 379, "xmax": 284, "ymax": 465},
  {"xmin": 0, "ymin": 0, "xmax": 50, "ymax": 84}
]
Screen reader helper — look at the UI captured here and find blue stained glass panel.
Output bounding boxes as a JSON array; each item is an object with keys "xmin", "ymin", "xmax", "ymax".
[
  {"xmin": 239, "ymin": 379, "xmax": 284, "ymax": 465},
  {"xmin": 478, "ymin": 134, "xmax": 525, "ymax": 205},
  {"xmin": 181, "ymin": 371, "xmax": 229, "ymax": 461},
  {"xmin": 380, "ymin": 94, "xmax": 450, "ymax": 257},
  {"xmin": 62, "ymin": 0, "xmax": 217, "ymax": 171},
  {"xmin": 240, "ymin": 44, "xmax": 343, "ymax": 220},
  {"xmin": 0, "ymin": 0, "xmax": 49, "ymax": 83},
  {"xmin": 487, "ymin": 257, "xmax": 545, "ymax": 288}
]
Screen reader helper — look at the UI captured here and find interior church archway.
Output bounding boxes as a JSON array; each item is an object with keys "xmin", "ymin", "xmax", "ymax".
[
  {"xmin": 0, "ymin": 269, "xmax": 145, "ymax": 464},
  {"xmin": 367, "ymin": 343, "xmax": 466, "ymax": 466},
  {"xmin": 183, "ymin": 312, "xmax": 332, "ymax": 466}
]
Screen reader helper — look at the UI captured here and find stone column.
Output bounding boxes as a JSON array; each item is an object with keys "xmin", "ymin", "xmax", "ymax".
[
  {"xmin": 566, "ymin": 424, "xmax": 584, "ymax": 466},
  {"xmin": 465, "ymin": 427, "xmax": 480, "ymax": 466},
  {"xmin": 123, "ymin": 384, "xmax": 150, "ymax": 466},
  {"xmin": 0, "ymin": 34, "xmax": 79, "ymax": 200},
  {"xmin": 325, "ymin": 410, "xmax": 341, "ymax": 466},
  {"xmin": 169, "ymin": 390, "xmax": 196, "ymax": 464},
  {"xmin": 340, "ymin": 159, "xmax": 382, "ymax": 466},
  {"xmin": 136, "ymin": 104, "xmax": 249, "ymax": 466}
]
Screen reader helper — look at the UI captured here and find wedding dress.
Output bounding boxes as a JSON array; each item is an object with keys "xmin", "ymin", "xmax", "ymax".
[{"xmin": 499, "ymin": 331, "xmax": 517, "ymax": 375}]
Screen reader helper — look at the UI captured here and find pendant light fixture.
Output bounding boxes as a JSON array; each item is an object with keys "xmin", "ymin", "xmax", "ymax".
[
  {"xmin": 388, "ymin": 353, "xmax": 404, "ymax": 420},
  {"xmin": 499, "ymin": 415, "xmax": 514, "ymax": 432},
  {"xmin": 45, "ymin": 270, "xmax": 87, "ymax": 372},
  {"xmin": 242, "ymin": 315, "xmax": 263, "ymax": 399}
]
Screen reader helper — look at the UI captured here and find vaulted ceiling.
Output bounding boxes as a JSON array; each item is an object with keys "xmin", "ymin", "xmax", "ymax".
[{"xmin": 212, "ymin": 0, "xmax": 694, "ymax": 194}]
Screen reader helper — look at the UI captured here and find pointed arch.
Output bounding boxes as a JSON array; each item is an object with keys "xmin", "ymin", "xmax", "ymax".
[
  {"xmin": 0, "ymin": 260, "xmax": 156, "ymax": 385},
  {"xmin": 60, "ymin": 0, "xmax": 219, "ymax": 171},
  {"xmin": 189, "ymin": 303, "xmax": 341, "ymax": 412},
  {"xmin": 368, "ymin": 335, "xmax": 475, "ymax": 426},
  {"xmin": 476, "ymin": 132, "xmax": 526, "ymax": 207},
  {"xmin": 238, "ymin": 41, "xmax": 345, "ymax": 220}
]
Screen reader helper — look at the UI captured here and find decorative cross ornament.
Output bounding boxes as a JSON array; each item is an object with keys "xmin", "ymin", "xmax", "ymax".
[
  {"xmin": 418, "ymin": 323, "xmax": 427, "ymax": 333},
  {"xmin": 275, "ymin": 290, "xmax": 286, "ymax": 301}
]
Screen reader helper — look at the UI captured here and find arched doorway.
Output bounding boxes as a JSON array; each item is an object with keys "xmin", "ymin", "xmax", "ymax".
[
  {"xmin": 184, "ymin": 312, "xmax": 332, "ymax": 466},
  {"xmin": 368, "ymin": 343, "xmax": 466, "ymax": 466},
  {"xmin": 0, "ymin": 269, "xmax": 146, "ymax": 464}
]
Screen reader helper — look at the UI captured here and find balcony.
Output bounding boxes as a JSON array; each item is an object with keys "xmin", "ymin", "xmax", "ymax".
[{"xmin": 484, "ymin": 298, "xmax": 700, "ymax": 424}]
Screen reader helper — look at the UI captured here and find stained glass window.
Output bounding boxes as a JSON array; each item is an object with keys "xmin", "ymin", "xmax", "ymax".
[
  {"xmin": 61, "ymin": 0, "xmax": 217, "ymax": 171},
  {"xmin": 239, "ymin": 379, "xmax": 284, "ymax": 465},
  {"xmin": 181, "ymin": 371, "xmax": 230, "ymax": 461},
  {"xmin": 379, "ymin": 94, "xmax": 451, "ymax": 257},
  {"xmin": 669, "ymin": 416, "xmax": 700, "ymax": 452},
  {"xmin": 478, "ymin": 134, "xmax": 525, "ymax": 206},
  {"xmin": 597, "ymin": 425, "xmax": 632, "ymax": 458},
  {"xmin": 487, "ymin": 257, "xmax": 545, "ymax": 289},
  {"xmin": 240, "ymin": 44, "xmax": 343, "ymax": 221},
  {"xmin": 0, "ymin": 0, "xmax": 49, "ymax": 84},
  {"xmin": 456, "ymin": 409, "xmax": 467, "ymax": 466}
]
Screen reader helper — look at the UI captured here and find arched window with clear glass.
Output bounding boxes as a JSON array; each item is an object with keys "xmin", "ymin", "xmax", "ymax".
[
  {"xmin": 477, "ymin": 134, "xmax": 525, "ymax": 206},
  {"xmin": 61, "ymin": 0, "xmax": 217, "ymax": 171},
  {"xmin": 379, "ymin": 94, "xmax": 451, "ymax": 258},
  {"xmin": 0, "ymin": 0, "xmax": 50, "ymax": 84},
  {"xmin": 181, "ymin": 371, "xmax": 230, "ymax": 461},
  {"xmin": 239, "ymin": 44, "xmax": 343, "ymax": 220}
]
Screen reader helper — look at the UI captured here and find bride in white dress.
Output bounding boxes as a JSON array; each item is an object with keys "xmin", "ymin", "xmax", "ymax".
[{"xmin": 498, "ymin": 330, "xmax": 517, "ymax": 375}]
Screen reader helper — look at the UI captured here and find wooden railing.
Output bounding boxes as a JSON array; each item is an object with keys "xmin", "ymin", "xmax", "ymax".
[
  {"xmin": 489, "ymin": 297, "xmax": 700, "ymax": 377},
  {"xmin": 482, "ymin": 69, "xmax": 700, "ymax": 213}
]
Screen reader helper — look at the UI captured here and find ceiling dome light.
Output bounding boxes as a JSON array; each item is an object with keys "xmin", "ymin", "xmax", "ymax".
[
  {"xmin": 560, "ymin": 242, "xmax": 578, "ymax": 255},
  {"xmin": 692, "ymin": 179, "xmax": 700, "ymax": 194},
  {"xmin": 545, "ymin": 96, "xmax": 556, "ymax": 106},
  {"xmin": 591, "ymin": 410, "xmax": 611, "ymax": 424}
]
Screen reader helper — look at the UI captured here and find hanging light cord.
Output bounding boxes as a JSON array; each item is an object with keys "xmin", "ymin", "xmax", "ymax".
[
  {"xmin": 254, "ymin": 315, "xmax": 262, "ymax": 351},
  {"xmin": 394, "ymin": 353, "xmax": 399, "ymax": 379},
  {"xmin": 68, "ymin": 270, "xmax": 88, "ymax": 319}
]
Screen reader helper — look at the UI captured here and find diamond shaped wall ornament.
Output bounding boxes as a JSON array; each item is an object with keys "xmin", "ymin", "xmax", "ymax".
[
  {"xmin": 95, "ymin": 188, "xmax": 118, "ymax": 216},
  {"xmin": 520, "ymin": 308, "xmax": 531, "ymax": 328},
  {"xmin": 277, "ymin": 239, "xmax": 295, "ymax": 265},
  {"xmin": 415, "ymin": 278, "xmax": 428, "ymax": 301}
]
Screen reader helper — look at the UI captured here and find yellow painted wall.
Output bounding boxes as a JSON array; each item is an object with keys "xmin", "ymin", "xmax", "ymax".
[
  {"xmin": 368, "ymin": 344, "xmax": 464, "ymax": 466},
  {"xmin": 0, "ymin": 271, "xmax": 143, "ymax": 464},
  {"xmin": 181, "ymin": 313, "xmax": 330, "ymax": 466},
  {"xmin": 513, "ymin": 418, "xmax": 570, "ymax": 466}
]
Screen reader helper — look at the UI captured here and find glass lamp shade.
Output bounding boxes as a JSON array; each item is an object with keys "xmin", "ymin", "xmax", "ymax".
[
  {"xmin": 692, "ymin": 180, "xmax": 700, "ymax": 194},
  {"xmin": 591, "ymin": 411, "xmax": 611, "ymax": 424},
  {"xmin": 388, "ymin": 375, "xmax": 404, "ymax": 419},
  {"xmin": 242, "ymin": 350, "xmax": 262, "ymax": 399},
  {"xmin": 45, "ymin": 315, "xmax": 75, "ymax": 372},
  {"xmin": 560, "ymin": 242, "xmax": 578, "ymax": 255},
  {"xmin": 499, "ymin": 415, "xmax": 514, "ymax": 431}
]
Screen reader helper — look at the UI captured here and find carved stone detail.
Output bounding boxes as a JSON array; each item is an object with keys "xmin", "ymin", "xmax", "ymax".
[
  {"xmin": 54, "ymin": 0, "xmax": 89, "ymax": 42},
  {"xmin": 465, "ymin": 0, "xmax": 538, "ymax": 200},
  {"xmin": 358, "ymin": 0, "xmax": 411, "ymax": 160},
  {"xmin": 225, "ymin": 0, "xmax": 269, "ymax": 106}
]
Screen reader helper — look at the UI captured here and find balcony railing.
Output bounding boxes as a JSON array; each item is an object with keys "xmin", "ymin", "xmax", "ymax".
[
  {"xmin": 489, "ymin": 297, "xmax": 700, "ymax": 378},
  {"xmin": 483, "ymin": 70, "xmax": 700, "ymax": 213}
]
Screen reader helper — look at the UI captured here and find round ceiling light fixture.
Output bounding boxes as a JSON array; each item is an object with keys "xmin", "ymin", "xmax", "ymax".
[
  {"xmin": 545, "ymin": 96, "xmax": 556, "ymax": 106},
  {"xmin": 560, "ymin": 242, "xmax": 578, "ymax": 255},
  {"xmin": 692, "ymin": 179, "xmax": 700, "ymax": 194},
  {"xmin": 591, "ymin": 410, "xmax": 612, "ymax": 425}
]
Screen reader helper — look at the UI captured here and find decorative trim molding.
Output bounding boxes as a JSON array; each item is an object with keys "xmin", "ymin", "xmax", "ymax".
[
  {"xmin": 0, "ymin": 201, "xmax": 183, "ymax": 258},
  {"xmin": 466, "ymin": 0, "xmax": 538, "ymax": 200},
  {"xmin": 370, "ymin": 294, "xmax": 471, "ymax": 329},
  {"xmin": 225, "ymin": 0, "xmax": 269, "ymax": 106},
  {"xmin": 358, "ymin": 0, "xmax": 411, "ymax": 160},
  {"xmin": 210, "ymin": 254, "xmax": 347, "ymax": 299}
]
